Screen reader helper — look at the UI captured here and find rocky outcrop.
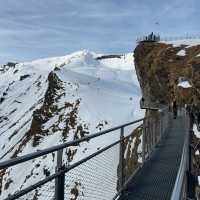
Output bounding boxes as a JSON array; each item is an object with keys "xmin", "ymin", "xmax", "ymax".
[
  {"xmin": 96, "ymin": 54, "xmax": 123, "ymax": 60},
  {"xmin": 134, "ymin": 41, "xmax": 200, "ymax": 106}
]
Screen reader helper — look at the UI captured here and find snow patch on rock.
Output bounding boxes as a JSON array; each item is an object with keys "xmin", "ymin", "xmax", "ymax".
[
  {"xmin": 177, "ymin": 81, "xmax": 192, "ymax": 88},
  {"xmin": 176, "ymin": 49, "xmax": 186, "ymax": 56},
  {"xmin": 161, "ymin": 39, "xmax": 200, "ymax": 48},
  {"xmin": 193, "ymin": 124, "xmax": 200, "ymax": 139}
]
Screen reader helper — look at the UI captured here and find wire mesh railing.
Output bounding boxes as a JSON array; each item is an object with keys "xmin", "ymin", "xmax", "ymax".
[
  {"xmin": 64, "ymin": 143, "xmax": 120, "ymax": 200},
  {"xmin": 0, "ymin": 108, "xmax": 172, "ymax": 200},
  {"xmin": 16, "ymin": 180, "xmax": 55, "ymax": 200},
  {"xmin": 136, "ymin": 34, "xmax": 200, "ymax": 43}
]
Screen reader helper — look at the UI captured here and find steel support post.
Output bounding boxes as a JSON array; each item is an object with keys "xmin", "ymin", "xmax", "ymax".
[
  {"xmin": 142, "ymin": 119, "xmax": 146, "ymax": 163},
  {"xmin": 55, "ymin": 149, "xmax": 65, "ymax": 200},
  {"xmin": 147, "ymin": 119, "xmax": 150, "ymax": 157},
  {"xmin": 119, "ymin": 127, "xmax": 125, "ymax": 189}
]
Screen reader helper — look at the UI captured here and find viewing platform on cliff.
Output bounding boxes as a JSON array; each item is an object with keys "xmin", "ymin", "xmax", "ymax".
[{"xmin": 136, "ymin": 32, "xmax": 160, "ymax": 43}]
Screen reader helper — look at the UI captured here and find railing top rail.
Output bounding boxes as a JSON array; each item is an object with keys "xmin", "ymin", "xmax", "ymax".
[
  {"xmin": 0, "ymin": 118, "xmax": 144, "ymax": 170},
  {"xmin": 4, "ymin": 136, "xmax": 126, "ymax": 200},
  {"xmin": 136, "ymin": 34, "xmax": 200, "ymax": 43}
]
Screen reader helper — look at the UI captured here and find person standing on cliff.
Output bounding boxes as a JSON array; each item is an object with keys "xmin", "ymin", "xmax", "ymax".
[{"xmin": 172, "ymin": 100, "xmax": 178, "ymax": 119}]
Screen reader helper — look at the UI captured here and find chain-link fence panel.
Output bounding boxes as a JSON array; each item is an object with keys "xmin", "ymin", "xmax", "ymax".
[
  {"xmin": 64, "ymin": 143, "xmax": 120, "ymax": 200},
  {"xmin": 123, "ymin": 124, "xmax": 143, "ymax": 182},
  {"xmin": 15, "ymin": 179, "xmax": 55, "ymax": 200}
]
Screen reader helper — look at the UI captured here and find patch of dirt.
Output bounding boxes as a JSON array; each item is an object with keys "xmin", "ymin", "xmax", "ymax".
[
  {"xmin": 4, "ymin": 178, "xmax": 13, "ymax": 190},
  {"xmin": 66, "ymin": 148, "xmax": 78, "ymax": 162},
  {"xmin": 96, "ymin": 54, "xmax": 123, "ymax": 60},
  {"xmin": 70, "ymin": 182, "xmax": 81, "ymax": 200},
  {"xmin": 96, "ymin": 120, "xmax": 108, "ymax": 131},
  {"xmin": 0, "ymin": 169, "xmax": 6, "ymax": 195},
  {"xmin": 20, "ymin": 74, "xmax": 31, "ymax": 81}
]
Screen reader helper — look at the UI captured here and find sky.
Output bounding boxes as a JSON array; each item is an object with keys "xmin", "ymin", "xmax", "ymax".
[{"xmin": 0, "ymin": 0, "xmax": 199, "ymax": 63}]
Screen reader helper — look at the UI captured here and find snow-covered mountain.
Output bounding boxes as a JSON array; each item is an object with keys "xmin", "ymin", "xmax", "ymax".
[{"xmin": 0, "ymin": 50, "xmax": 143, "ymax": 199}]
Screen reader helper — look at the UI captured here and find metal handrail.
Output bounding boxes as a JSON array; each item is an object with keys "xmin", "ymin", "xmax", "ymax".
[
  {"xmin": 5, "ymin": 135, "xmax": 133, "ymax": 200},
  {"xmin": 136, "ymin": 35, "xmax": 200, "ymax": 43},
  {"xmin": 0, "ymin": 108, "xmax": 173, "ymax": 200},
  {"xmin": 1, "ymin": 118, "xmax": 145, "ymax": 200},
  {"xmin": 0, "ymin": 118, "xmax": 144, "ymax": 170}
]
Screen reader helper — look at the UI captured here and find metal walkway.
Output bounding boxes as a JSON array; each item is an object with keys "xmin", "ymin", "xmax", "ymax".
[
  {"xmin": 119, "ymin": 114, "xmax": 187, "ymax": 200},
  {"xmin": 1, "ymin": 110, "xmax": 193, "ymax": 200}
]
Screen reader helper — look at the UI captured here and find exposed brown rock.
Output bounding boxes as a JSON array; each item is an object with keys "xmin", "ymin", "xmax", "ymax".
[
  {"xmin": 70, "ymin": 182, "xmax": 81, "ymax": 200},
  {"xmin": 20, "ymin": 74, "xmax": 31, "ymax": 81},
  {"xmin": 29, "ymin": 71, "xmax": 65, "ymax": 146},
  {"xmin": 134, "ymin": 42, "xmax": 200, "ymax": 106},
  {"xmin": 0, "ymin": 169, "xmax": 6, "ymax": 195},
  {"xmin": 123, "ymin": 126, "xmax": 143, "ymax": 182},
  {"xmin": 134, "ymin": 41, "xmax": 200, "ymax": 197}
]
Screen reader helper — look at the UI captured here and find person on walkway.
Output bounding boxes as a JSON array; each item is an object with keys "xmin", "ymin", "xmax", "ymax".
[
  {"xmin": 197, "ymin": 111, "xmax": 200, "ymax": 128},
  {"xmin": 173, "ymin": 100, "xmax": 178, "ymax": 119},
  {"xmin": 140, "ymin": 97, "xmax": 145, "ymax": 108}
]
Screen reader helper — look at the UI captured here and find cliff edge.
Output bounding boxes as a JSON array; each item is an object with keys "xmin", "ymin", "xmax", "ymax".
[
  {"xmin": 134, "ymin": 39, "xmax": 200, "ymax": 198},
  {"xmin": 134, "ymin": 40, "xmax": 200, "ymax": 106}
]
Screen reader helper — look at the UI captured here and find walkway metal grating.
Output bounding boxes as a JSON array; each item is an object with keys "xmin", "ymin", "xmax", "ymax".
[{"xmin": 119, "ymin": 115, "xmax": 186, "ymax": 200}]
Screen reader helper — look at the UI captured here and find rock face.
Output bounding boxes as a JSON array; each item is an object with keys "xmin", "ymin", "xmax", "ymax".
[
  {"xmin": 134, "ymin": 40, "xmax": 200, "ymax": 198},
  {"xmin": 134, "ymin": 41, "xmax": 200, "ymax": 106}
]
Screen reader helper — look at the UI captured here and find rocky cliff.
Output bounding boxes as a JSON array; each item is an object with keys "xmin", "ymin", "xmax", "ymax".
[
  {"xmin": 134, "ymin": 39, "xmax": 200, "ymax": 198},
  {"xmin": 134, "ymin": 40, "xmax": 200, "ymax": 106}
]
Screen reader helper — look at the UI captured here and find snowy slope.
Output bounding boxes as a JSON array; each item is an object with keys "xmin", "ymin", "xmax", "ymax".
[
  {"xmin": 0, "ymin": 50, "xmax": 143, "ymax": 199},
  {"xmin": 161, "ymin": 38, "xmax": 200, "ymax": 48}
]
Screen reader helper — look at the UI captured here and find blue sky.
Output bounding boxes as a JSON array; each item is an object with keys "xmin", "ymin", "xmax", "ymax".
[{"xmin": 0, "ymin": 0, "xmax": 199, "ymax": 63}]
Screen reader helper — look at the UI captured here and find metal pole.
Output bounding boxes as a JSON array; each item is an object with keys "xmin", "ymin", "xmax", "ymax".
[
  {"xmin": 147, "ymin": 119, "xmax": 150, "ymax": 157},
  {"xmin": 119, "ymin": 127, "xmax": 124, "ymax": 190},
  {"xmin": 55, "ymin": 149, "xmax": 65, "ymax": 200},
  {"xmin": 142, "ymin": 119, "xmax": 146, "ymax": 163},
  {"xmin": 160, "ymin": 115, "xmax": 163, "ymax": 139},
  {"xmin": 148, "ymin": 119, "xmax": 151, "ymax": 152},
  {"xmin": 150, "ymin": 119, "xmax": 153, "ymax": 151},
  {"xmin": 188, "ymin": 137, "xmax": 192, "ymax": 173},
  {"xmin": 153, "ymin": 118, "xmax": 156, "ymax": 147},
  {"xmin": 152, "ymin": 118, "xmax": 154, "ymax": 148},
  {"xmin": 159, "ymin": 116, "xmax": 162, "ymax": 141}
]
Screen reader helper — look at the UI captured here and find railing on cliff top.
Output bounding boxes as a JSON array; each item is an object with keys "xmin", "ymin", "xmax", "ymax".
[
  {"xmin": 136, "ymin": 34, "xmax": 200, "ymax": 43},
  {"xmin": 0, "ymin": 108, "xmax": 171, "ymax": 200}
]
